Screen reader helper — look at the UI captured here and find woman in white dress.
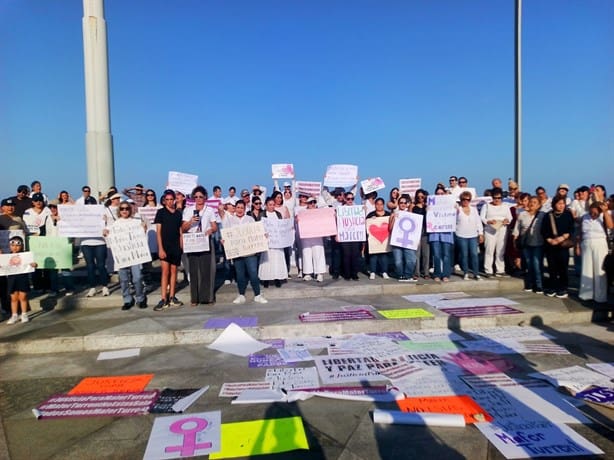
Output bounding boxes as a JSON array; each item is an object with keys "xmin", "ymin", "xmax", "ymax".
[{"xmin": 259, "ymin": 197, "xmax": 289, "ymax": 288}]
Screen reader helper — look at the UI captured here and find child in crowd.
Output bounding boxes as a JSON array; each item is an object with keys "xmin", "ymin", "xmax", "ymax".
[{"xmin": 4, "ymin": 236, "xmax": 37, "ymax": 324}]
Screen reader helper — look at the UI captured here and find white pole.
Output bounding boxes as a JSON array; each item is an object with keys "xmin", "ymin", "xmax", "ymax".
[
  {"xmin": 515, "ymin": 0, "xmax": 522, "ymax": 189},
  {"xmin": 82, "ymin": 0, "xmax": 115, "ymax": 200}
]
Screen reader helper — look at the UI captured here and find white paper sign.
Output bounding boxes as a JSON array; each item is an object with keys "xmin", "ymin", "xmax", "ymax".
[
  {"xmin": 137, "ymin": 207, "xmax": 159, "ymax": 224},
  {"xmin": 207, "ymin": 323, "xmax": 270, "ymax": 357},
  {"xmin": 465, "ymin": 326, "xmax": 553, "ymax": 342},
  {"xmin": 105, "ymin": 220, "xmax": 152, "ymax": 270},
  {"xmin": 265, "ymin": 367, "xmax": 320, "ymax": 390},
  {"xmin": 432, "ymin": 297, "xmax": 518, "ymax": 309},
  {"xmin": 313, "ymin": 355, "xmax": 396, "ymax": 384},
  {"xmin": 182, "ymin": 232, "xmax": 210, "ymax": 253},
  {"xmin": 263, "ymin": 218, "xmax": 295, "ymax": 249},
  {"xmin": 586, "ymin": 362, "xmax": 614, "ymax": 379},
  {"xmin": 336, "ymin": 205, "xmax": 366, "ymax": 242},
  {"xmin": 528, "ymin": 365, "xmax": 613, "ymax": 394},
  {"xmin": 143, "ymin": 411, "xmax": 221, "ymax": 460},
  {"xmin": 399, "ymin": 178, "xmax": 422, "ymax": 195},
  {"xmin": 403, "ymin": 329, "xmax": 465, "ymax": 343},
  {"xmin": 97, "ymin": 348, "xmax": 141, "ymax": 361},
  {"xmin": 271, "ymin": 163, "xmax": 295, "ymax": 179},
  {"xmin": 219, "ymin": 381, "xmax": 273, "ymax": 397},
  {"xmin": 324, "ymin": 164, "xmax": 358, "ymax": 187},
  {"xmin": 390, "ymin": 211, "xmax": 422, "ymax": 250},
  {"xmin": 167, "ymin": 171, "xmax": 198, "ymax": 195},
  {"xmin": 221, "ymin": 221, "xmax": 268, "ymax": 259},
  {"xmin": 0, "ymin": 251, "xmax": 35, "ymax": 276},
  {"xmin": 57, "ymin": 205, "xmax": 105, "ymax": 238},
  {"xmin": 361, "ymin": 177, "xmax": 386, "ymax": 194},
  {"xmin": 426, "ymin": 195, "xmax": 457, "ymax": 233}
]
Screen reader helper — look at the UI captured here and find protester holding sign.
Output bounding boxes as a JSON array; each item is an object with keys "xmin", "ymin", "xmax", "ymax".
[
  {"xmin": 219, "ymin": 201, "xmax": 268, "ymax": 305},
  {"xmin": 259, "ymin": 197, "xmax": 288, "ymax": 288},
  {"xmin": 337, "ymin": 193, "xmax": 365, "ymax": 281},
  {"xmin": 365, "ymin": 198, "xmax": 391, "ymax": 280},
  {"xmin": 182, "ymin": 186, "xmax": 217, "ymax": 306},
  {"xmin": 3, "ymin": 236, "xmax": 37, "ymax": 324},
  {"xmin": 388, "ymin": 198, "xmax": 417, "ymax": 282},
  {"xmin": 41, "ymin": 201, "xmax": 74, "ymax": 295},
  {"xmin": 104, "ymin": 201, "xmax": 148, "ymax": 310},
  {"xmin": 512, "ymin": 196, "xmax": 545, "ymax": 293},
  {"xmin": 297, "ymin": 197, "xmax": 326, "ymax": 282},
  {"xmin": 455, "ymin": 191, "xmax": 484, "ymax": 281},
  {"xmin": 153, "ymin": 190, "xmax": 184, "ymax": 311},
  {"xmin": 412, "ymin": 190, "xmax": 430, "ymax": 279},
  {"xmin": 428, "ymin": 186, "xmax": 455, "ymax": 282}
]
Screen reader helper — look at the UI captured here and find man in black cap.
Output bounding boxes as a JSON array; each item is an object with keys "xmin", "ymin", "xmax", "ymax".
[
  {"xmin": 10, "ymin": 185, "xmax": 33, "ymax": 218},
  {"xmin": 0, "ymin": 198, "xmax": 27, "ymax": 232}
]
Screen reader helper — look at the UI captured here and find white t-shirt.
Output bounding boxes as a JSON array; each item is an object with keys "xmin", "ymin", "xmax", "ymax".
[{"xmin": 183, "ymin": 205, "xmax": 216, "ymax": 233}]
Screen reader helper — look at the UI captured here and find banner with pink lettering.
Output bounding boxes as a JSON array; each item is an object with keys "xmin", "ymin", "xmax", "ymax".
[{"xmin": 336, "ymin": 206, "xmax": 366, "ymax": 242}]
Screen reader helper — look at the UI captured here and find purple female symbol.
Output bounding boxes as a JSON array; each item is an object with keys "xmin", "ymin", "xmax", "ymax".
[
  {"xmin": 165, "ymin": 417, "xmax": 212, "ymax": 456},
  {"xmin": 395, "ymin": 216, "xmax": 416, "ymax": 247}
]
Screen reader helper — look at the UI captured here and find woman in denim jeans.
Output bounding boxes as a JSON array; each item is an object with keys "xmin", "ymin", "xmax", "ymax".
[
  {"xmin": 513, "ymin": 196, "xmax": 545, "ymax": 294},
  {"xmin": 428, "ymin": 186, "xmax": 454, "ymax": 282},
  {"xmin": 389, "ymin": 197, "xmax": 417, "ymax": 282},
  {"xmin": 455, "ymin": 190, "xmax": 484, "ymax": 280}
]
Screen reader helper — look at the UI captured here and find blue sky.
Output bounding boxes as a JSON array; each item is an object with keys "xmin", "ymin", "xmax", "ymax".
[{"xmin": 1, "ymin": 0, "xmax": 612, "ymax": 201}]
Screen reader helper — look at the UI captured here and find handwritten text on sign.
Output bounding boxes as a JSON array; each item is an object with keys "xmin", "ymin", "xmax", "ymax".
[
  {"xmin": 336, "ymin": 206, "xmax": 366, "ymax": 242},
  {"xmin": 426, "ymin": 195, "xmax": 457, "ymax": 233},
  {"xmin": 58, "ymin": 205, "xmax": 105, "ymax": 238},
  {"xmin": 167, "ymin": 171, "xmax": 198, "ymax": 196},
  {"xmin": 0, "ymin": 251, "xmax": 35, "ymax": 276},
  {"xmin": 182, "ymin": 232, "xmax": 210, "ymax": 253},
  {"xmin": 263, "ymin": 218, "xmax": 295, "ymax": 248},
  {"xmin": 390, "ymin": 211, "xmax": 422, "ymax": 250},
  {"xmin": 324, "ymin": 164, "xmax": 358, "ymax": 187},
  {"xmin": 221, "ymin": 222, "xmax": 268, "ymax": 259},
  {"xmin": 105, "ymin": 221, "xmax": 152, "ymax": 269}
]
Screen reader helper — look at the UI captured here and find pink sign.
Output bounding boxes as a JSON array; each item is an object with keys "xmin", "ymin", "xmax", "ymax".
[
  {"xmin": 399, "ymin": 178, "xmax": 422, "ymax": 195},
  {"xmin": 295, "ymin": 181, "xmax": 322, "ymax": 197},
  {"xmin": 296, "ymin": 207, "xmax": 337, "ymax": 238}
]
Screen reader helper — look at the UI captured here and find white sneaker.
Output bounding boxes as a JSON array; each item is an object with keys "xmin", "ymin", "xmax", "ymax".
[
  {"xmin": 316, "ymin": 274, "xmax": 323, "ymax": 282},
  {"xmin": 369, "ymin": 273, "xmax": 376, "ymax": 280},
  {"xmin": 6, "ymin": 314, "xmax": 19, "ymax": 325},
  {"xmin": 303, "ymin": 275, "xmax": 313, "ymax": 281},
  {"xmin": 224, "ymin": 280, "xmax": 231, "ymax": 285},
  {"xmin": 20, "ymin": 313, "xmax": 29, "ymax": 323},
  {"xmin": 254, "ymin": 294, "xmax": 268, "ymax": 304},
  {"xmin": 233, "ymin": 295, "xmax": 246, "ymax": 304},
  {"xmin": 463, "ymin": 274, "xmax": 470, "ymax": 281},
  {"xmin": 102, "ymin": 286, "xmax": 110, "ymax": 296},
  {"xmin": 86, "ymin": 288, "xmax": 97, "ymax": 297},
  {"xmin": 382, "ymin": 272, "xmax": 390, "ymax": 279}
]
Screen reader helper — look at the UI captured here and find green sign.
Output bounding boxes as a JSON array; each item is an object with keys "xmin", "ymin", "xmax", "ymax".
[{"xmin": 27, "ymin": 236, "xmax": 73, "ymax": 269}]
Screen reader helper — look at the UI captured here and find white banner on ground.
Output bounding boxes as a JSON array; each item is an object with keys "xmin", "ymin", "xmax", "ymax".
[
  {"xmin": 57, "ymin": 205, "xmax": 105, "ymax": 238},
  {"xmin": 324, "ymin": 164, "xmax": 358, "ymax": 187},
  {"xmin": 182, "ymin": 232, "xmax": 210, "ymax": 253},
  {"xmin": 389, "ymin": 211, "xmax": 422, "ymax": 250},
  {"xmin": 263, "ymin": 218, "xmax": 295, "ymax": 248},
  {"xmin": 167, "ymin": 171, "xmax": 198, "ymax": 195},
  {"xmin": 336, "ymin": 205, "xmax": 366, "ymax": 242},
  {"xmin": 426, "ymin": 195, "xmax": 457, "ymax": 233},
  {"xmin": 221, "ymin": 222, "xmax": 268, "ymax": 259},
  {"xmin": 0, "ymin": 251, "xmax": 35, "ymax": 276},
  {"xmin": 271, "ymin": 163, "xmax": 295, "ymax": 179},
  {"xmin": 105, "ymin": 220, "xmax": 152, "ymax": 269}
]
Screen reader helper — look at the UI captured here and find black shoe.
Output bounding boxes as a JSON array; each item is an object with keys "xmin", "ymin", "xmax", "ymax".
[
  {"xmin": 351, "ymin": 276, "xmax": 359, "ymax": 281},
  {"xmin": 332, "ymin": 274, "xmax": 339, "ymax": 280},
  {"xmin": 138, "ymin": 299, "xmax": 148, "ymax": 309},
  {"xmin": 122, "ymin": 300, "xmax": 134, "ymax": 311},
  {"xmin": 274, "ymin": 279, "xmax": 281, "ymax": 288},
  {"xmin": 263, "ymin": 281, "xmax": 269, "ymax": 288}
]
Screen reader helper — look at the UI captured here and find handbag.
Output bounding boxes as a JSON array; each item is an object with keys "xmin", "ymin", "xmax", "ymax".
[
  {"xmin": 549, "ymin": 212, "xmax": 574, "ymax": 249},
  {"xmin": 517, "ymin": 214, "xmax": 537, "ymax": 250}
]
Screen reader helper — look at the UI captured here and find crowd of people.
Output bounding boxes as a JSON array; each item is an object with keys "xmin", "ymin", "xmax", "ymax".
[{"xmin": 1, "ymin": 176, "xmax": 613, "ymax": 324}]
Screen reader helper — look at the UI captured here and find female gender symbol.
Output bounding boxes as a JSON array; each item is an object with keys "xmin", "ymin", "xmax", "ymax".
[
  {"xmin": 395, "ymin": 216, "xmax": 416, "ymax": 247},
  {"xmin": 165, "ymin": 417, "xmax": 212, "ymax": 456}
]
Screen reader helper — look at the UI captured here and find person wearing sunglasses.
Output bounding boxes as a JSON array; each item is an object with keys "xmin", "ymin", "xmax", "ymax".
[
  {"xmin": 247, "ymin": 197, "xmax": 264, "ymax": 221},
  {"xmin": 4, "ymin": 236, "xmax": 38, "ymax": 324},
  {"xmin": 338, "ymin": 192, "xmax": 363, "ymax": 281},
  {"xmin": 389, "ymin": 196, "xmax": 417, "ymax": 282},
  {"xmin": 103, "ymin": 201, "xmax": 148, "ymax": 310},
  {"xmin": 428, "ymin": 185, "xmax": 455, "ymax": 282},
  {"xmin": 480, "ymin": 187, "xmax": 512, "ymax": 277},
  {"xmin": 181, "ymin": 186, "xmax": 218, "ymax": 306}
]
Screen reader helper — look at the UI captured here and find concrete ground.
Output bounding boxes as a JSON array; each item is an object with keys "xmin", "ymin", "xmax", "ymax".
[{"xmin": 0, "ymin": 272, "xmax": 612, "ymax": 459}]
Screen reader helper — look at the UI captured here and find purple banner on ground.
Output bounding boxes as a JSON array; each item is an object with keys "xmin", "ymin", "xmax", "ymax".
[
  {"xmin": 34, "ymin": 391, "xmax": 159, "ymax": 419},
  {"xmin": 248, "ymin": 354, "xmax": 288, "ymax": 368},
  {"xmin": 204, "ymin": 317, "xmax": 258, "ymax": 329},
  {"xmin": 367, "ymin": 331, "xmax": 410, "ymax": 341},
  {"xmin": 575, "ymin": 387, "xmax": 614, "ymax": 408},
  {"xmin": 439, "ymin": 305, "xmax": 523, "ymax": 318},
  {"xmin": 299, "ymin": 309, "xmax": 376, "ymax": 322}
]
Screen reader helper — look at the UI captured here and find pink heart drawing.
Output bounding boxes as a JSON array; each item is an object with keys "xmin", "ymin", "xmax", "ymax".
[{"xmin": 369, "ymin": 223, "xmax": 389, "ymax": 243}]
